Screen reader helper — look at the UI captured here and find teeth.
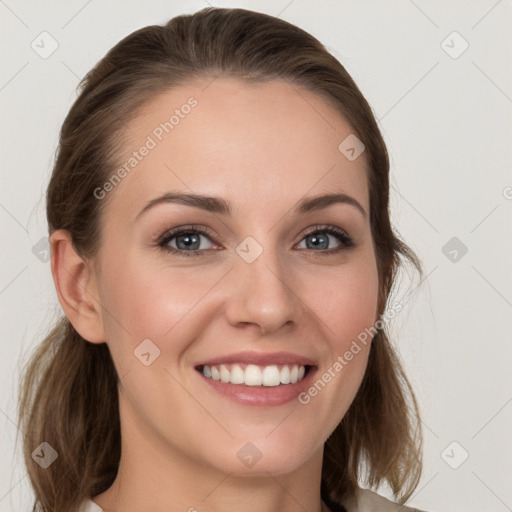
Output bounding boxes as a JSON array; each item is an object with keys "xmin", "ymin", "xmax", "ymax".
[
  {"xmin": 262, "ymin": 365, "xmax": 280, "ymax": 386},
  {"xmin": 201, "ymin": 363, "xmax": 308, "ymax": 387},
  {"xmin": 280, "ymin": 365, "xmax": 291, "ymax": 384},
  {"xmin": 211, "ymin": 366, "xmax": 220, "ymax": 381},
  {"xmin": 219, "ymin": 364, "xmax": 230, "ymax": 383},
  {"xmin": 230, "ymin": 364, "xmax": 245, "ymax": 384},
  {"xmin": 245, "ymin": 365, "xmax": 263, "ymax": 386}
]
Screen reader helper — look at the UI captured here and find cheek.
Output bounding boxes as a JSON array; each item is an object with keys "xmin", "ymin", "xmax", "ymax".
[
  {"xmin": 296, "ymin": 259, "xmax": 379, "ymax": 440},
  {"xmin": 312, "ymin": 261, "xmax": 379, "ymax": 352},
  {"xmin": 97, "ymin": 254, "xmax": 220, "ymax": 372},
  {"xmin": 103, "ymin": 267, "xmax": 198, "ymax": 337}
]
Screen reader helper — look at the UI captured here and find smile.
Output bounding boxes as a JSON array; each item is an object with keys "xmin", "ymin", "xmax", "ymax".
[{"xmin": 197, "ymin": 363, "xmax": 310, "ymax": 387}]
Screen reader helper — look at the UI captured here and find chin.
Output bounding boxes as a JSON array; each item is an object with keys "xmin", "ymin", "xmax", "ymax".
[{"xmin": 203, "ymin": 437, "xmax": 318, "ymax": 477}]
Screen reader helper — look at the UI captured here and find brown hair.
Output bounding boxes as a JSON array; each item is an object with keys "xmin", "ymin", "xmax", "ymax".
[{"xmin": 17, "ymin": 7, "xmax": 423, "ymax": 511}]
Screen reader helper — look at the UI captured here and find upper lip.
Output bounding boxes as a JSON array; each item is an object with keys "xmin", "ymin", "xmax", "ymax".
[{"xmin": 195, "ymin": 351, "xmax": 317, "ymax": 368}]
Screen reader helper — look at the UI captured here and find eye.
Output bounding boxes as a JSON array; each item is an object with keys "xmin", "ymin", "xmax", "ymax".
[
  {"xmin": 296, "ymin": 224, "xmax": 354, "ymax": 253},
  {"xmin": 157, "ymin": 225, "xmax": 216, "ymax": 256},
  {"xmin": 156, "ymin": 224, "xmax": 355, "ymax": 257}
]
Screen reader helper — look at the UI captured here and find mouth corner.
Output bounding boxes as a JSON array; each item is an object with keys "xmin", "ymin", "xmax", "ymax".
[{"xmin": 304, "ymin": 364, "xmax": 315, "ymax": 376}]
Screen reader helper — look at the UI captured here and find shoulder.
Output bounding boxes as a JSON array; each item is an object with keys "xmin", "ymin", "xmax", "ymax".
[
  {"xmin": 342, "ymin": 488, "xmax": 428, "ymax": 512},
  {"xmin": 79, "ymin": 498, "xmax": 104, "ymax": 512}
]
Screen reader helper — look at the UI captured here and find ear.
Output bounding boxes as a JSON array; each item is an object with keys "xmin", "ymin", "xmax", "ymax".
[{"xmin": 49, "ymin": 229, "xmax": 106, "ymax": 344}]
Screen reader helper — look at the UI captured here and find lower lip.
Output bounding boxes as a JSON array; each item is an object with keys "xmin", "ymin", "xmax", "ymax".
[{"xmin": 196, "ymin": 367, "xmax": 318, "ymax": 407}]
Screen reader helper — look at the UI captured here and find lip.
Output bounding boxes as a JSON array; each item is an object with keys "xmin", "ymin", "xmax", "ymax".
[{"xmin": 194, "ymin": 350, "xmax": 317, "ymax": 368}]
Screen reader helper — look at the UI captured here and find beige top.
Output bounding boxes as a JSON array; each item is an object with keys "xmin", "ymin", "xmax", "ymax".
[{"xmin": 80, "ymin": 488, "xmax": 427, "ymax": 512}]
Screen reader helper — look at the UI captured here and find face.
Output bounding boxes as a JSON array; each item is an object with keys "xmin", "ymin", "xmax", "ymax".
[{"xmin": 88, "ymin": 77, "xmax": 379, "ymax": 477}]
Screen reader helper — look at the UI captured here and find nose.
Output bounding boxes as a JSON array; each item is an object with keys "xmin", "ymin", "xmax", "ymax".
[{"xmin": 223, "ymin": 242, "xmax": 302, "ymax": 336}]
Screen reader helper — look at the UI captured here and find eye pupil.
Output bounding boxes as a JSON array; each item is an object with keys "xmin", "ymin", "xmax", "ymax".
[
  {"xmin": 177, "ymin": 233, "xmax": 200, "ymax": 250},
  {"xmin": 307, "ymin": 233, "xmax": 329, "ymax": 250}
]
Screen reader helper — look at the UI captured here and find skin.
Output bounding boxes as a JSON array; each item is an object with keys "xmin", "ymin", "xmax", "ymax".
[{"xmin": 50, "ymin": 77, "xmax": 379, "ymax": 512}]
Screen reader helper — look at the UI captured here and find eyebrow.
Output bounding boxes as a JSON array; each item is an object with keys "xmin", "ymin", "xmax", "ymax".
[{"xmin": 135, "ymin": 191, "xmax": 367, "ymax": 221}]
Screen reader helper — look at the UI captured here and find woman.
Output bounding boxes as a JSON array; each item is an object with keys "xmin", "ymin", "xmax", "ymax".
[{"xmin": 18, "ymin": 7, "xmax": 426, "ymax": 512}]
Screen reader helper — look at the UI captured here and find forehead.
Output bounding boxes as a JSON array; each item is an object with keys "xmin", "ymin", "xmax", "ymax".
[{"xmin": 106, "ymin": 77, "xmax": 368, "ymax": 220}]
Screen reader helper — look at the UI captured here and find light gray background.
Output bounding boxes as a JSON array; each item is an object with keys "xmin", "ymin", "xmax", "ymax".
[{"xmin": 1, "ymin": 1, "xmax": 511, "ymax": 511}]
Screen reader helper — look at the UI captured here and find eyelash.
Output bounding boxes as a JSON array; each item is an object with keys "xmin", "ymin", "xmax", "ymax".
[{"xmin": 156, "ymin": 224, "xmax": 355, "ymax": 257}]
